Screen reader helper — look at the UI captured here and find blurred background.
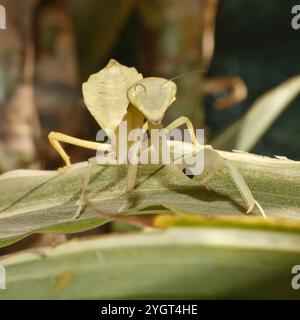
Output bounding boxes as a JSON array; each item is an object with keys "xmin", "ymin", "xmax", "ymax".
[
  {"xmin": 0, "ymin": 0, "xmax": 299, "ymax": 172},
  {"xmin": 0, "ymin": 0, "xmax": 300, "ymax": 254}
]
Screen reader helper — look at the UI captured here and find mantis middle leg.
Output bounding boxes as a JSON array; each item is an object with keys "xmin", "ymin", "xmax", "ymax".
[{"xmin": 48, "ymin": 131, "xmax": 111, "ymax": 169}]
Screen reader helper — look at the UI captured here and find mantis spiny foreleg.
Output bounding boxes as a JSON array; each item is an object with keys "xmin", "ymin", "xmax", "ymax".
[{"xmin": 158, "ymin": 119, "xmax": 267, "ymax": 218}]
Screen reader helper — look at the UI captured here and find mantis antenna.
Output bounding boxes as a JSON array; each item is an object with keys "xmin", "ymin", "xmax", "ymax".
[{"xmin": 160, "ymin": 69, "xmax": 206, "ymax": 88}]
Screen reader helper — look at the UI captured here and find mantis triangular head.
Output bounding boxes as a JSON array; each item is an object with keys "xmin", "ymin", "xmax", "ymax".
[{"xmin": 127, "ymin": 77, "xmax": 177, "ymax": 124}]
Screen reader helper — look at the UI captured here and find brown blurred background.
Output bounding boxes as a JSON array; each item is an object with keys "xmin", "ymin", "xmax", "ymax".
[{"xmin": 0, "ymin": 0, "xmax": 299, "ymax": 173}]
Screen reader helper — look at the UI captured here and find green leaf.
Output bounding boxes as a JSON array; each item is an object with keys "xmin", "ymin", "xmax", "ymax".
[
  {"xmin": 1, "ymin": 225, "xmax": 300, "ymax": 299},
  {"xmin": 0, "ymin": 150, "xmax": 300, "ymax": 248},
  {"xmin": 212, "ymin": 76, "xmax": 300, "ymax": 151}
]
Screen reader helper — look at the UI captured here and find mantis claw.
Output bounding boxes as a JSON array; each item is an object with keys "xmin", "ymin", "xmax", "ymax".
[{"xmin": 57, "ymin": 164, "xmax": 71, "ymax": 173}]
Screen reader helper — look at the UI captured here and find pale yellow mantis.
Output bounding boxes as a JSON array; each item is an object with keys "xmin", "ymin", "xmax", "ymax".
[{"xmin": 48, "ymin": 59, "xmax": 266, "ymax": 219}]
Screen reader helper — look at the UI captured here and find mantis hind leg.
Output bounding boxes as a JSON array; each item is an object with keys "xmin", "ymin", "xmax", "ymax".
[
  {"xmin": 48, "ymin": 131, "xmax": 111, "ymax": 169},
  {"xmin": 73, "ymin": 158, "xmax": 95, "ymax": 219}
]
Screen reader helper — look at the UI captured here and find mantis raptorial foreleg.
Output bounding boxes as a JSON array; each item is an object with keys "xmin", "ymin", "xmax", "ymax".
[
  {"xmin": 168, "ymin": 140, "xmax": 266, "ymax": 218},
  {"xmin": 223, "ymin": 159, "xmax": 266, "ymax": 218},
  {"xmin": 154, "ymin": 116, "xmax": 264, "ymax": 218},
  {"xmin": 74, "ymin": 116, "xmax": 198, "ymax": 193},
  {"xmin": 48, "ymin": 131, "xmax": 111, "ymax": 169},
  {"xmin": 125, "ymin": 116, "xmax": 198, "ymax": 192},
  {"xmin": 164, "ymin": 116, "xmax": 198, "ymax": 146}
]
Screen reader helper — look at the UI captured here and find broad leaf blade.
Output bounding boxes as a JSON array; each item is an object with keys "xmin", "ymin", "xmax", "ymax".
[
  {"xmin": 212, "ymin": 76, "xmax": 300, "ymax": 151},
  {"xmin": 0, "ymin": 151, "xmax": 300, "ymax": 248},
  {"xmin": 1, "ymin": 226, "xmax": 300, "ymax": 299}
]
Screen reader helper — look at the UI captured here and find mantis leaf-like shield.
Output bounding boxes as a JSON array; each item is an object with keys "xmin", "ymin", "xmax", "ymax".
[{"xmin": 82, "ymin": 59, "xmax": 143, "ymax": 132}]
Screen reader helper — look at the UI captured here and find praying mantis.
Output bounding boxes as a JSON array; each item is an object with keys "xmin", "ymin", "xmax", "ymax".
[{"xmin": 48, "ymin": 59, "xmax": 266, "ymax": 219}]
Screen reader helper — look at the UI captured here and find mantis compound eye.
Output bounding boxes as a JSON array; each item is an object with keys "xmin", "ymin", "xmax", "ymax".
[{"xmin": 133, "ymin": 83, "xmax": 147, "ymax": 93}]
